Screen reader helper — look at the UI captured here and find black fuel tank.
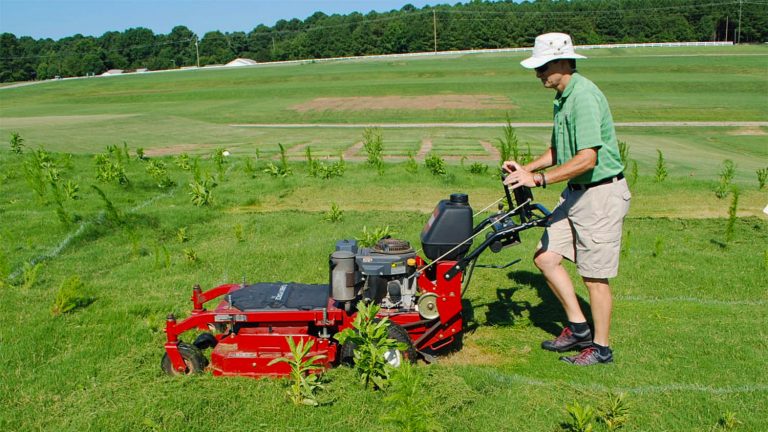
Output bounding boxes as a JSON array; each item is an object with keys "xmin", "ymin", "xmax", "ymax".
[{"xmin": 420, "ymin": 193, "xmax": 473, "ymax": 260}]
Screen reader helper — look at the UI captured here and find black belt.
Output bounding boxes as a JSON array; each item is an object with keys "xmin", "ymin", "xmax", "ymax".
[{"xmin": 568, "ymin": 173, "xmax": 624, "ymax": 191}]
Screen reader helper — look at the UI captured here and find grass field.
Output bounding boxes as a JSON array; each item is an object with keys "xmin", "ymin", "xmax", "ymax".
[{"xmin": 1, "ymin": 45, "xmax": 767, "ymax": 431}]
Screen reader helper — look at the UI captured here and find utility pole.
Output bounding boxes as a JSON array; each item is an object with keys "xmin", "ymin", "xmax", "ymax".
[
  {"xmin": 737, "ymin": 0, "xmax": 743, "ymax": 44},
  {"xmin": 725, "ymin": 16, "xmax": 729, "ymax": 42},
  {"xmin": 195, "ymin": 37, "xmax": 200, "ymax": 67},
  {"xmin": 433, "ymin": 9, "xmax": 437, "ymax": 53}
]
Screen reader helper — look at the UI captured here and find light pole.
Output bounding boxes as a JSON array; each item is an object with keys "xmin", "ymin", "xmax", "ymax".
[{"xmin": 195, "ymin": 37, "xmax": 200, "ymax": 67}]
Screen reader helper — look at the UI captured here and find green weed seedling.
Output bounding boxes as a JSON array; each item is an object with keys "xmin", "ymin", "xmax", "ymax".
[
  {"xmin": 405, "ymin": 151, "xmax": 418, "ymax": 174},
  {"xmin": 63, "ymin": 180, "xmax": 79, "ymax": 200},
  {"xmin": 0, "ymin": 251, "xmax": 9, "ymax": 288},
  {"xmin": 176, "ymin": 227, "xmax": 189, "ymax": 243},
  {"xmin": 264, "ymin": 143, "xmax": 292, "ymax": 177},
  {"xmin": 628, "ymin": 160, "xmax": 638, "ymax": 187},
  {"xmin": 94, "ymin": 151, "xmax": 129, "ymax": 185},
  {"xmin": 362, "ymin": 127, "xmax": 384, "ymax": 175},
  {"xmin": 135, "ymin": 147, "xmax": 146, "ymax": 161},
  {"xmin": 305, "ymin": 146, "xmax": 318, "ymax": 177},
  {"xmin": 91, "ymin": 185, "xmax": 123, "ymax": 224},
  {"xmin": 243, "ymin": 156, "xmax": 257, "ymax": 178},
  {"xmin": 652, "ymin": 236, "xmax": 664, "ymax": 258},
  {"xmin": 268, "ymin": 337, "xmax": 326, "ymax": 406},
  {"xmin": 19, "ymin": 262, "xmax": 42, "ymax": 290},
  {"xmin": 654, "ymin": 149, "xmax": 668, "ymax": 183},
  {"xmin": 715, "ymin": 411, "xmax": 742, "ymax": 430},
  {"xmin": 356, "ymin": 226, "xmax": 395, "ymax": 247},
  {"xmin": 183, "ymin": 248, "xmax": 198, "ymax": 263},
  {"xmin": 598, "ymin": 392, "xmax": 630, "ymax": 431},
  {"xmin": 618, "ymin": 141, "xmax": 630, "ymax": 167},
  {"xmin": 212, "ymin": 147, "xmax": 228, "ymax": 181},
  {"xmin": 497, "ymin": 112, "xmax": 519, "ymax": 163},
  {"xmin": 9, "ymin": 131, "xmax": 24, "ymax": 154},
  {"xmin": 756, "ymin": 167, "xmax": 767, "ymax": 190},
  {"xmin": 189, "ymin": 176, "xmax": 216, "ymax": 207},
  {"xmin": 153, "ymin": 244, "xmax": 171, "ymax": 269},
  {"xmin": 424, "ymin": 153, "xmax": 446, "ymax": 176},
  {"xmin": 725, "ymin": 188, "xmax": 740, "ymax": 243},
  {"xmin": 715, "ymin": 160, "xmax": 736, "ymax": 199},
  {"xmin": 334, "ymin": 302, "xmax": 407, "ymax": 390},
  {"xmin": 233, "ymin": 223, "xmax": 245, "ymax": 242},
  {"xmin": 145, "ymin": 160, "xmax": 175, "ymax": 189},
  {"xmin": 51, "ymin": 275, "xmax": 91, "ymax": 317},
  {"xmin": 323, "ymin": 203, "xmax": 343, "ymax": 223},
  {"xmin": 174, "ymin": 153, "xmax": 191, "ymax": 170},
  {"xmin": 380, "ymin": 362, "xmax": 440, "ymax": 432},
  {"xmin": 562, "ymin": 401, "xmax": 596, "ymax": 432}
]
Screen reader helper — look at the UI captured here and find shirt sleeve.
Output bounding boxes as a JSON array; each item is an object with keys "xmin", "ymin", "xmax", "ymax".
[{"xmin": 571, "ymin": 93, "xmax": 603, "ymax": 152}]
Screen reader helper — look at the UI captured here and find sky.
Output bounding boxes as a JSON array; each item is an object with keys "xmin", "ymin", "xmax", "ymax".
[{"xmin": 0, "ymin": 0, "xmax": 441, "ymax": 40}]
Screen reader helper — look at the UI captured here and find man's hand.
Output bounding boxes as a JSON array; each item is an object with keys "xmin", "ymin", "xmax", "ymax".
[{"xmin": 502, "ymin": 161, "xmax": 536, "ymax": 189}]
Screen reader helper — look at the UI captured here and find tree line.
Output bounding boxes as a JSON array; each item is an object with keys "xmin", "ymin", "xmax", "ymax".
[{"xmin": 1, "ymin": 0, "xmax": 766, "ymax": 82}]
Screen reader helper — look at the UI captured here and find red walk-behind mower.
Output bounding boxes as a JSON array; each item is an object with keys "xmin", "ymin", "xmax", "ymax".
[{"xmin": 161, "ymin": 177, "xmax": 550, "ymax": 377}]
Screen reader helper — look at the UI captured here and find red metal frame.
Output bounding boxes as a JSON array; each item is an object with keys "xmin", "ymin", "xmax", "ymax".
[{"xmin": 164, "ymin": 258, "xmax": 465, "ymax": 377}]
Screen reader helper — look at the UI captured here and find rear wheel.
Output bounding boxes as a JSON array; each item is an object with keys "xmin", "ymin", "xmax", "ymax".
[{"xmin": 161, "ymin": 342, "xmax": 206, "ymax": 376}]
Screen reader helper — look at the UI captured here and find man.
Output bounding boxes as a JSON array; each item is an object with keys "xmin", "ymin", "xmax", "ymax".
[{"xmin": 502, "ymin": 33, "xmax": 630, "ymax": 366}]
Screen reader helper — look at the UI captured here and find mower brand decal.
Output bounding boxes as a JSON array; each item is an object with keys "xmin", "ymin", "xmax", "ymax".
[
  {"xmin": 274, "ymin": 284, "xmax": 287, "ymax": 302},
  {"xmin": 214, "ymin": 314, "xmax": 232, "ymax": 322}
]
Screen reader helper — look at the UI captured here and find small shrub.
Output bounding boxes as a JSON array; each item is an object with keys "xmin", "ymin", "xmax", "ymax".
[
  {"xmin": 562, "ymin": 401, "xmax": 596, "ymax": 432},
  {"xmin": 146, "ymin": 160, "xmax": 175, "ymax": 189},
  {"xmin": 424, "ymin": 153, "xmax": 446, "ymax": 176},
  {"xmin": 176, "ymin": 227, "xmax": 189, "ymax": 243},
  {"xmin": 323, "ymin": 203, "xmax": 343, "ymax": 222},
  {"xmin": 268, "ymin": 337, "xmax": 326, "ymax": 406},
  {"xmin": 756, "ymin": 167, "xmax": 767, "ymax": 190},
  {"xmin": 51, "ymin": 275, "xmax": 89, "ymax": 316},
  {"xmin": 356, "ymin": 226, "xmax": 395, "ymax": 247},
  {"xmin": 496, "ymin": 112, "xmax": 519, "ymax": 163},
  {"xmin": 405, "ymin": 151, "xmax": 418, "ymax": 174},
  {"xmin": 334, "ymin": 302, "xmax": 407, "ymax": 389},
  {"xmin": 189, "ymin": 177, "xmax": 216, "ymax": 207},
  {"xmin": 715, "ymin": 160, "xmax": 736, "ymax": 199},
  {"xmin": 9, "ymin": 132, "xmax": 24, "ymax": 154},
  {"xmin": 654, "ymin": 149, "xmax": 667, "ymax": 183},
  {"xmin": 363, "ymin": 127, "xmax": 384, "ymax": 175},
  {"xmin": 725, "ymin": 187, "xmax": 739, "ymax": 243},
  {"xmin": 234, "ymin": 223, "xmax": 245, "ymax": 242}
]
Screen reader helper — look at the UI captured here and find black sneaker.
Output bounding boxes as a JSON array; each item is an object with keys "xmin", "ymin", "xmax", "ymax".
[
  {"xmin": 559, "ymin": 346, "xmax": 613, "ymax": 366},
  {"xmin": 541, "ymin": 327, "xmax": 593, "ymax": 352}
]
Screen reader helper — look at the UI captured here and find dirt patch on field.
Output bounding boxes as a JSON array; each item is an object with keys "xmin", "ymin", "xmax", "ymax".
[
  {"xmin": 292, "ymin": 95, "xmax": 516, "ymax": 112},
  {"xmin": 727, "ymin": 126, "xmax": 767, "ymax": 136}
]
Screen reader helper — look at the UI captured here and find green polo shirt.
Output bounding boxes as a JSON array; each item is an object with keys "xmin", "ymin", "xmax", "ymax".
[{"xmin": 551, "ymin": 73, "xmax": 624, "ymax": 184}]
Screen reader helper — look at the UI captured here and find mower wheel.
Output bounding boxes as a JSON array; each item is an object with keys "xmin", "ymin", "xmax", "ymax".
[
  {"xmin": 193, "ymin": 332, "xmax": 218, "ymax": 350},
  {"xmin": 386, "ymin": 323, "xmax": 417, "ymax": 365},
  {"xmin": 339, "ymin": 322, "xmax": 417, "ymax": 367},
  {"xmin": 161, "ymin": 342, "xmax": 206, "ymax": 376}
]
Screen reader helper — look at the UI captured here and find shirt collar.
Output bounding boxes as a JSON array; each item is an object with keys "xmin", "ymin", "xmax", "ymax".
[{"xmin": 556, "ymin": 72, "xmax": 581, "ymax": 101}]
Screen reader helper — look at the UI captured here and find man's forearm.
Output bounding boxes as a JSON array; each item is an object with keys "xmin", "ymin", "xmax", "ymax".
[
  {"xmin": 523, "ymin": 148, "xmax": 555, "ymax": 172},
  {"xmin": 542, "ymin": 148, "xmax": 597, "ymax": 184}
]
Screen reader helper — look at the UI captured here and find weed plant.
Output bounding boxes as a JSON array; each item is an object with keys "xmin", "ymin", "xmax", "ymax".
[
  {"xmin": 243, "ymin": 156, "xmax": 258, "ymax": 178},
  {"xmin": 380, "ymin": 362, "xmax": 441, "ymax": 432},
  {"xmin": 267, "ymin": 337, "xmax": 326, "ymax": 406},
  {"xmin": 135, "ymin": 147, "xmax": 146, "ymax": 161},
  {"xmin": 264, "ymin": 143, "xmax": 292, "ymax": 177},
  {"xmin": 362, "ymin": 127, "xmax": 384, "ymax": 175},
  {"xmin": 424, "ymin": 153, "xmax": 446, "ymax": 176},
  {"xmin": 145, "ymin": 160, "xmax": 175, "ymax": 189},
  {"xmin": 212, "ymin": 147, "xmax": 228, "ymax": 181},
  {"xmin": 628, "ymin": 160, "xmax": 638, "ymax": 187},
  {"xmin": 154, "ymin": 244, "xmax": 170, "ymax": 269},
  {"xmin": 323, "ymin": 203, "xmax": 343, "ymax": 222},
  {"xmin": 233, "ymin": 223, "xmax": 245, "ymax": 242},
  {"xmin": 356, "ymin": 226, "xmax": 395, "ymax": 247},
  {"xmin": 174, "ymin": 153, "xmax": 191, "ymax": 170},
  {"xmin": 405, "ymin": 151, "xmax": 418, "ymax": 173},
  {"xmin": 9, "ymin": 131, "xmax": 24, "ymax": 154},
  {"xmin": 725, "ymin": 188, "xmax": 739, "ymax": 243},
  {"xmin": 562, "ymin": 401, "xmax": 596, "ymax": 432},
  {"xmin": 94, "ymin": 151, "xmax": 129, "ymax": 185},
  {"xmin": 599, "ymin": 393, "xmax": 630, "ymax": 431},
  {"xmin": 189, "ymin": 176, "xmax": 216, "ymax": 207},
  {"xmin": 497, "ymin": 113, "xmax": 519, "ymax": 163},
  {"xmin": 715, "ymin": 160, "xmax": 736, "ymax": 199},
  {"xmin": 654, "ymin": 149, "xmax": 668, "ymax": 183},
  {"xmin": 618, "ymin": 140, "xmax": 629, "ymax": 167},
  {"xmin": 176, "ymin": 227, "xmax": 188, "ymax": 243},
  {"xmin": 334, "ymin": 302, "xmax": 407, "ymax": 389},
  {"xmin": 51, "ymin": 275, "xmax": 90, "ymax": 316},
  {"xmin": 91, "ymin": 185, "xmax": 123, "ymax": 224},
  {"xmin": 756, "ymin": 167, "xmax": 767, "ymax": 190}
]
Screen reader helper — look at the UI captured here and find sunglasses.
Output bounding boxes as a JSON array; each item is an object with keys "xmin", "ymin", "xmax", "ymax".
[{"xmin": 535, "ymin": 62, "xmax": 551, "ymax": 74}]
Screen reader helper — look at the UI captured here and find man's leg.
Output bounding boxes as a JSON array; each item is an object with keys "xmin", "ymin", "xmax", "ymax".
[
  {"xmin": 582, "ymin": 277, "xmax": 611, "ymax": 347},
  {"xmin": 534, "ymin": 250, "xmax": 586, "ymax": 323}
]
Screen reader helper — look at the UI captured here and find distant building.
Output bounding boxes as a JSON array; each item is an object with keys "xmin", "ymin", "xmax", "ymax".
[
  {"xmin": 102, "ymin": 69, "xmax": 124, "ymax": 76},
  {"xmin": 225, "ymin": 58, "xmax": 258, "ymax": 67}
]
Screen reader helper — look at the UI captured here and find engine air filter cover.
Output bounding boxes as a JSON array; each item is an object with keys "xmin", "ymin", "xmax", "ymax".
[{"xmin": 372, "ymin": 238, "xmax": 414, "ymax": 255}]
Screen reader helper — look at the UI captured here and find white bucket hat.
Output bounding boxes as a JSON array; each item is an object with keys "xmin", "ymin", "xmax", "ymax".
[{"xmin": 520, "ymin": 32, "xmax": 587, "ymax": 69}]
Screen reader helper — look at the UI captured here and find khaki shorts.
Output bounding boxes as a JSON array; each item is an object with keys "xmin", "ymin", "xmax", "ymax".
[{"xmin": 538, "ymin": 178, "xmax": 631, "ymax": 279}]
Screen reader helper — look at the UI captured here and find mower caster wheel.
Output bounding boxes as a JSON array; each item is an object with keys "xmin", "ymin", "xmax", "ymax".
[
  {"xmin": 339, "ymin": 322, "xmax": 416, "ymax": 367},
  {"xmin": 193, "ymin": 332, "xmax": 218, "ymax": 350},
  {"xmin": 161, "ymin": 342, "xmax": 207, "ymax": 376}
]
